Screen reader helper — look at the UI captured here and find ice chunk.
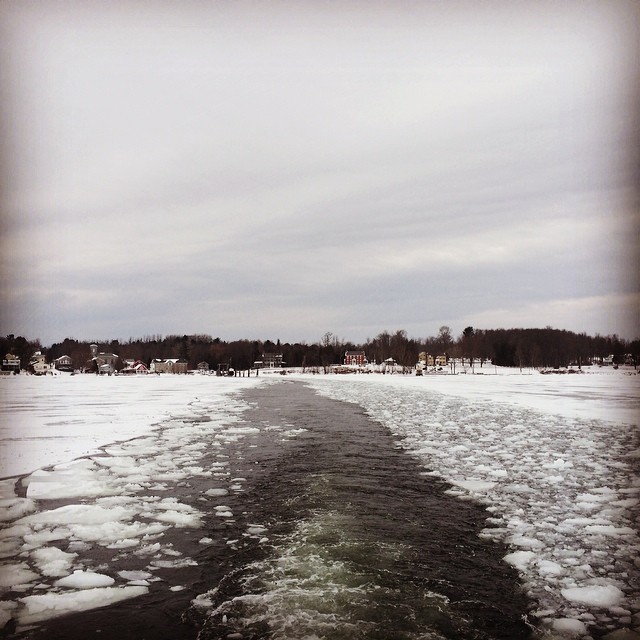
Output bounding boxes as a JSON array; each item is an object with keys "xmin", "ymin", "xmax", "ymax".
[
  {"xmin": 0, "ymin": 562, "xmax": 39, "ymax": 587},
  {"xmin": 25, "ymin": 462, "xmax": 118, "ymax": 500},
  {"xmin": 117, "ymin": 570, "xmax": 153, "ymax": 581},
  {"xmin": 551, "ymin": 618, "xmax": 588, "ymax": 636},
  {"xmin": 561, "ymin": 584, "xmax": 624, "ymax": 607},
  {"xmin": 18, "ymin": 586, "xmax": 148, "ymax": 625},
  {"xmin": 149, "ymin": 558, "xmax": 197, "ymax": 569},
  {"xmin": 584, "ymin": 525, "xmax": 636, "ymax": 537},
  {"xmin": 601, "ymin": 630, "xmax": 640, "ymax": 640},
  {"xmin": 537, "ymin": 560, "xmax": 563, "ymax": 577},
  {"xmin": 19, "ymin": 504, "xmax": 136, "ymax": 526},
  {"xmin": 504, "ymin": 551, "xmax": 536, "ymax": 571},
  {"xmin": 508, "ymin": 535, "xmax": 545, "ymax": 550},
  {"xmin": 450, "ymin": 480, "xmax": 496, "ymax": 492},
  {"xmin": 32, "ymin": 547, "xmax": 77, "ymax": 577},
  {"xmin": 54, "ymin": 570, "xmax": 115, "ymax": 589},
  {"xmin": 543, "ymin": 458, "xmax": 573, "ymax": 469},
  {"xmin": 155, "ymin": 510, "xmax": 203, "ymax": 527},
  {"xmin": 247, "ymin": 525, "xmax": 267, "ymax": 536},
  {"xmin": 106, "ymin": 538, "xmax": 140, "ymax": 549},
  {"xmin": 0, "ymin": 601, "xmax": 17, "ymax": 629},
  {"xmin": 205, "ymin": 488, "xmax": 229, "ymax": 497},
  {"xmin": 0, "ymin": 498, "xmax": 37, "ymax": 521}
]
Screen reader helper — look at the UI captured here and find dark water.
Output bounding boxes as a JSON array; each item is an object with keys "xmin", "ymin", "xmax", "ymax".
[{"xmin": 24, "ymin": 381, "xmax": 531, "ymax": 640}]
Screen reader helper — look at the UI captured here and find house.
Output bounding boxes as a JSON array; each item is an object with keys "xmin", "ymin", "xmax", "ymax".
[
  {"xmin": 120, "ymin": 360, "xmax": 149, "ymax": 375},
  {"xmin": 262, "ymin": 353, "xmax": 284, "ymax": 368},
  {"xmin": 418, "ymin": 352, "xmax": 447, "ymax": 368},
  {"xmin": 89, "ymin": 344, "xmax": 118, "ymax": 375},
  {"xmin": 344, "ymin": 351, "xmax": 367, "ymax": 366},
  {"xmin": 54, "ymin": 355, "xmax": 73, "ymax": 372},
  {"xmin": 29, "ymin": 352, "xmax": 49, "ymax": 375},
  {"xmin": 149, "ymin": 358, "xmax": 188, "ymax": 374},
  {"xmin": 2, "ymin": 353, "xmax": 20, "ymax": 373},
  {"xmin": 197, "ymin": 361, "xmax": 210, "ymax": 373},
  {"xmin": 382, "ymin": 357, "xmax": 398, "ymax": 372},
  {"xmin": 418, "ymin": 352, "xmax": 434, "ymax": 367}
]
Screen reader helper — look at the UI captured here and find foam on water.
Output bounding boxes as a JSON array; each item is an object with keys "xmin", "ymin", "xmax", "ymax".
[{"xmin": 192, "ymin": 509, "xmax": 454, "ymax": 640}]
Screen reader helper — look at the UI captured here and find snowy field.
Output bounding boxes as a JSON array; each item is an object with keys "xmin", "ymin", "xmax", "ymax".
[
  {"xmin": 0, "ymin": 374, "xmax": 264, "ymax": 479},
  {"xmin": 0, "ymin": 367, "xmax": 638, "ymax": 638},
  {"xmin": 0, "ymin": 374, "xmax": 265, "ymax": 632}
]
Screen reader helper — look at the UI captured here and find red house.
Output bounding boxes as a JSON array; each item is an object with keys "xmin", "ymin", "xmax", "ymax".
[
  {"xmin": 344, "ymin": 350, "xmax": 367, "ymax": 366},
  {"xmin": 120, "ymin": 360, "xmax": 149, "ymax": 375}
]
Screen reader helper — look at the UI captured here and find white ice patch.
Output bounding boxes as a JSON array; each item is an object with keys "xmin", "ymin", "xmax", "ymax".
[
  {"xmin": 0, "ymin": 562, "xmax": 39, "ymax": 588},
  {"xmin": 19, "ymin": 504, "xmax": 137, "ymax": 526},
  {"xmin": 25, "ymin": 460, "xmax": 118, "ymax": 499},
  {"xmin": 551, "ymin": 618, "xmax": 588, "ymax": 637},
  {"xmin": 0, "ymin": 376, "xmax": 267, "ymax": 632},
  {"xmin": 450, "ymin": 480, "xmax": 496, "ymax": 493},
  {"xmin": 0, "ymin": 497, "xmax": 37, "ymax": 521},
  {"xmin": 31, "ymin": 547, "xmax": 77, "ymax": 577},
  {"xmin": 0, "ymin": 374, "xmax": 264, "ymax": 477},
  {"xmin": 117, "ymin": 570, "xmax": 155, "ymax": 582},
  {"xmin": 0, "ymin": 601, "xmax": 17, "ymax": 629},
  {"xmin": 54, "ymin": 570, "xmax": 115, "ymax": 589},
  {"xmin": 205, "ymin": 488, "xmax": 229, "ymax": 497},
  {"xmin": 17, "ymin": 586, "xmax": 149, "ymax": 625},
  {"xmin": 561, "ymin": 585, "xmax": 625, "ymax": 608},
  {"xmin": 504, "ymin": 551, "xmax": 536, "ymax": 571}
]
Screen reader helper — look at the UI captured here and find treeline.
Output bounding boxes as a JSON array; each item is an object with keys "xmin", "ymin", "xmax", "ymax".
[
  {"xmin": 461, "ymin": 328, "xmax": 637, "ymax": 368},
  {"xmin": 2, "ymin": 327, "xmax": 638, "ymax": 372}
]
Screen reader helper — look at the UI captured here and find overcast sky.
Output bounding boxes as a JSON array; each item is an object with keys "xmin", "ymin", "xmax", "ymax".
[{"xmin": 1, "ymin": 1, "xmax": 638, "ymax": 346}]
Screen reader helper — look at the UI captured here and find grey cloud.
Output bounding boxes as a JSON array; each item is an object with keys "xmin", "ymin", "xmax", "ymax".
[{"xmin": 1, "ymin": 0, "xmax": 638, "ymax": 345}]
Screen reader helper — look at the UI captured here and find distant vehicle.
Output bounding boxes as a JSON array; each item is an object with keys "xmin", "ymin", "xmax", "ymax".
[{"xmin": 217, "ymin": 363, "xmax": 234, "ymax": 376}]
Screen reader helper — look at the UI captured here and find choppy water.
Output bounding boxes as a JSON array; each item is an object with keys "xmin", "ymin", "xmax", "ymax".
[{"xmin": 26, "ymin": 381, "xmax": 531, "ymax": 639}]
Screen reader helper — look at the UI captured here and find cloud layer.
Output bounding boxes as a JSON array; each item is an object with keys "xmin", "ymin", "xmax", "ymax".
[{"xmin": 1, "ymin": 1, "xmax": 638, "ymax": 344}]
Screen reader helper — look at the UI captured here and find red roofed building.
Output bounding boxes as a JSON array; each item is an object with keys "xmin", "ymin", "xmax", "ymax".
[{"xmin": 344, "ymin": 350, "xmax": 367, "ymax": 366}]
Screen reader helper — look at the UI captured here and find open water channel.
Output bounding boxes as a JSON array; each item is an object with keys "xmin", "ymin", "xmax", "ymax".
[{"xmin": 21, "ymin": 381, "xmax": 531, "ymax": 640}]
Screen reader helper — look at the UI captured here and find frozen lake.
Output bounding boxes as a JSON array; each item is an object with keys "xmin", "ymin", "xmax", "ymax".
[
  {"xmin": 0, "ymin": 374, "xmax": 263, "ymax": 479},
  {"xmin": 0, "ymin": 367, "xmax": 638, "ymax": 638}
]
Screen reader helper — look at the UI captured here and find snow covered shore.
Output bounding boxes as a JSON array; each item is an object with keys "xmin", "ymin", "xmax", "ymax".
[
  {"xmin": 0, "ymin": 374, "xmax": 264, "ymax": 479},
  {"xmin": 0, "ymin": 367, "xmax": 638, "ymax": 638},
  {"xmin": 0, "ymin": 374, "xmax": 264, "ymax": 633}
]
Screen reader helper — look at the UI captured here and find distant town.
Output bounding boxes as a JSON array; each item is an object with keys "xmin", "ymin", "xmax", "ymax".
[{"xmin": 1, "ymin": 327, "xmax": 637, "ymax": 376}]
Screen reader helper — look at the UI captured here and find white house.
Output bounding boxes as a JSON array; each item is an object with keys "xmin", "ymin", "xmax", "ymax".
[
  {"xmin": 54, "ymin": 355, "xmax": 73, "ymax": 372},
  {"xmin": 149, "ymin": 359, "xmax": 188, "ymax": 374},
  {"xmin": 2, "ymin": 353, "xmax": 20, "ymax": 373},
  {"xmin": 29, "ymin": 352, "xmax": 49, "ymax": 375},
  {"xmin": 89, "ymin": 344, "xmax": 118, "ymax": 374}
]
